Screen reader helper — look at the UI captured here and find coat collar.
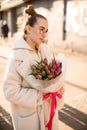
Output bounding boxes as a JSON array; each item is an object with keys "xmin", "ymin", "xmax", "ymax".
[
  {"xmin": 11, "ymin": 35, "xmax": 38, "ymax": 61},
  {"xmin": 11, "ymin": 35, "xmax": 50, "ymax": 62},
  {"xmin": 12, "ymin": 35, "xmax": 35, "ymax": 51}
]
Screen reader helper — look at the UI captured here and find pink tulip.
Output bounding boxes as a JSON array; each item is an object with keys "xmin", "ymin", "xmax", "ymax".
[
  {"xmin": 42, "ymin": 71, "xmax": 45, "ymax": 75},
  {"xmin": 36, "ymin": 74, "xmax": 42, "ymax": 79},
  {"xmin": 52, "ymin": 64, "xmax": 57, "ymax": 72},
  {"xmin": 44, "ymin": 58, "xmax": 48, "ymax": 64},
  {"xmin": 30, "ymin": 56, "xmax": 62, "ymax": 80},
  {"xmin": 45, "ymin": 65, "xmax": 49, "ymax": 71},
  {"xmin": 47, "ymin": 70, "xmax": 50, "ymax": 74},
  {"xmin": 48, "ymin": 73, "xmax": 53, "ymax": 79},
  {"xmin": 56, "ymin": 67, "xmax": 62, "ymax": 74},
  {"xmin": 31, "ymin": 65, "xmax": 36, "ymax": 70}
]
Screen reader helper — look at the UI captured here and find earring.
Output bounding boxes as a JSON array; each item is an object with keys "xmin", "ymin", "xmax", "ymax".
[{"xmin": 24, "ymin": 29, "xmax": 27, "ymax": 34}]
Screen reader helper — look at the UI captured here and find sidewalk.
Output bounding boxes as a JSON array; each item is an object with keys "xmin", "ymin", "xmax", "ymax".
[
  {"xmin": 0, "ymin": 45, "xmax": 87, "ymax": 130},
  {"xmin": 0, "ymin": 45, "xmax": 13, "ymax": 130},
  {"xmin": 0, "ymin": 45, "xmax": 11, "ymax": 59}
]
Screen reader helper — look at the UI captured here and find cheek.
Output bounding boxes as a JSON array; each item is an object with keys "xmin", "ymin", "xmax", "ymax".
[
  {"xmin": 33, "ymin": 31, "xmax": 41, "ymax": 41},
  {"xmin": 34, "ymin": 34, "xmax": 40, "ymax": 43},
  {"xmin": 32, "ymin": 30, "xmax": 40, "ymax": 39},
  {"xmin": 29, "ymin": 33, "xmax": 36, "ymax": 42},
  {"xmin": 30, "ymin": 30, "xmax": 41, "ymax": 44}
]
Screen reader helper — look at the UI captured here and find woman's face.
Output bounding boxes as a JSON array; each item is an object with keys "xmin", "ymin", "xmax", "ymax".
[{"xmin": 29, "ymin": 17, "xmax": 48, "ymax": 48}]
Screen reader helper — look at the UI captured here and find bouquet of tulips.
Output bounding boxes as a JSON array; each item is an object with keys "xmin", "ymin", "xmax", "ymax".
[
  {"xmin": 30, "ymin": 57, "xmax": 62, "ymax": 81},
  {"xmin": 28, "ymin": 45, "xmax": 66, "ymax": 130},
  {"xmin": 28, "ymin": 55, "xmax": 64, "ymax": 91}
]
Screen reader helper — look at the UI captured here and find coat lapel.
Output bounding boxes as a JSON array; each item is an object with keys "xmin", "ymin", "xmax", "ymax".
[
  {"xmin": 12, "ymin": 35, "xmax": 42, "ymax": 91},
  {"xmin": 16, "ymin": 54, "xmax": 43, "ymax": 91}
]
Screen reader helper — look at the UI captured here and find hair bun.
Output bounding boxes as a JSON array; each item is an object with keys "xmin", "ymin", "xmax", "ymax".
[{"xmin": 25, "ymin": 5, "xmax": 36, "ymax": 16}]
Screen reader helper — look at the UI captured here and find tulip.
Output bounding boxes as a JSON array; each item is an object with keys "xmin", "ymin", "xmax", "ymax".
[
  {"xmin": 48, "ymin": 63, "xmax": 52, "ymax": 69},
  {"xmin": 42, "ymin": 70, "xmax": 46, "ymax": 75},
  {"xmin": 47, "ymin": 70, "xmax": 50, "ymax": 74},
  {"xmin": 31, "ymin": 65, "xmax": 36, "ymax": 70},
  {"xmin": 36, "ymin": 74, "xmax": 42, "ymax": 79},
  {"xmin": 45, "ymin": 65, "xmax": 49, "ymax": 71},
  {"xmin": 56, "ymin": 67, "xmax": 62, "ymax": 75},
  {"xmin": 48, "ymin": 73, "xmax": 54, "ymax": 79},
  {"xmin": 30, "ymin": 56, "xmax": 62, "ymax": 80},
  {"xmin": 44, "ymin": 58, "xmax": 48, "ymax": 64}
]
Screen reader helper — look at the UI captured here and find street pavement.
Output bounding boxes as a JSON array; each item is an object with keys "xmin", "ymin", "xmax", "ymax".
[{"xmin": 0, "ymin": 44, "xmax": 87, "ymax": 130}]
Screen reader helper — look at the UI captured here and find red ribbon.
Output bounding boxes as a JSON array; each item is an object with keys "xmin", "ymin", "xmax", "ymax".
[{"xmin": 43, "ymin": 92, "xmax": 62, "ymax": 130}]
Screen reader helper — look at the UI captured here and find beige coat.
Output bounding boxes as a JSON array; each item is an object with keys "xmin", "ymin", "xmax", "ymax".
[{"xmin": 3, "ymin": 36, "xmax": 66, "ymax": 130}]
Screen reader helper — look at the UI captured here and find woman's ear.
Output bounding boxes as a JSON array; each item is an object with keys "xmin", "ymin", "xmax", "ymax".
[{"xmin": 25, "ymin": 25, "xmax": 31, "ymax": 34}]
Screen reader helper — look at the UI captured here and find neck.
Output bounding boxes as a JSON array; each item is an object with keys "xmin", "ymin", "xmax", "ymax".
[
  {"xmin": 25, "ymin": 37, "xmax": 36, "ymax": 50},
  {"xmin": 28, "ymin": 40, "xmax": 35, "ymax": 50},
  {"xmin": 27, "ymin": 39, "xmax": 38, "ymax": 53},
  {"xmin": 23, "ymin": 35, "xmax": 38, "ymax": 53}
]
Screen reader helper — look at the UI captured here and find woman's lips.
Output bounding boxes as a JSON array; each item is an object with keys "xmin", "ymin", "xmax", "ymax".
[{"xmin": 40, "ymin": 38, "xmax": 44, "ymax": 42}]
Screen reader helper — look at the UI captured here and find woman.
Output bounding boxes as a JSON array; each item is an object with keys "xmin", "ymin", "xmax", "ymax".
[{"xmin": 3, "ymin": 5, "xmax": 66, "ymax": 130}]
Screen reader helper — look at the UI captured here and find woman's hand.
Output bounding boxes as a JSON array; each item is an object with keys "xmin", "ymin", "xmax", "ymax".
[{"xmin": 57, "ymin": 87, "xmax": 64, "ymax": 95}]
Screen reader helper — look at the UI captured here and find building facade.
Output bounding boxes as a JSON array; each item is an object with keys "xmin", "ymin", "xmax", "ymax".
[{"xmin": 0, "ymin": 0, "xmax": 30, "ymax": 36}]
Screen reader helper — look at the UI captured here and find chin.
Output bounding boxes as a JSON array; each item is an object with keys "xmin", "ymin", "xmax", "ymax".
[{"xmin": 38, "ymin": 42, "xmax": 42, "ymax": 46}]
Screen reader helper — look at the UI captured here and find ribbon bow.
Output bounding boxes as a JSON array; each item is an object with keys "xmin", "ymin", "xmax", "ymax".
[{"xmin": 43, "ymin": 92, "xmax": 62, "ymax": 130}]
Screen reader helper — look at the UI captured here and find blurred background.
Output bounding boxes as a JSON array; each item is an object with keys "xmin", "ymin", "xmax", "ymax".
[{"xmin": 0, "ymin": 0, "xmax": 87, "ymax": 130}]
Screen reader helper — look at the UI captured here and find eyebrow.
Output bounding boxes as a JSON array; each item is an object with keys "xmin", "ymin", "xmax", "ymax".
[{"xmin": 40, "ymin": 26, "xmax": 48, "ymax": 32}]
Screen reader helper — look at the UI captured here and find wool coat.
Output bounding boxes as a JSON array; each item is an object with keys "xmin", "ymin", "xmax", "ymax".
[{"xmin": 3, "ymin": 36, "xmax": 66, "ymax": 130}]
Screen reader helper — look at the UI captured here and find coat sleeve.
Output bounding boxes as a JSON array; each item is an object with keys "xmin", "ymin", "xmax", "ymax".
[{"xmin": 3, "ymin": 57, "xmax": 38, "ymax": 108}]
